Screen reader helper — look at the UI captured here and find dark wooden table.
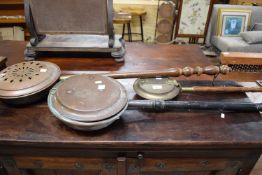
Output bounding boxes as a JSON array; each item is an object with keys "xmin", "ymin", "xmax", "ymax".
[{"xmin": 0, "ymin": 41, "xmax": 261, "ymax": 175}]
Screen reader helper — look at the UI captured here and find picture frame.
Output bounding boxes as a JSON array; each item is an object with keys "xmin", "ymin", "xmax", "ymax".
[
  {"xmin": 216, "ymin": 8, "xmax": 252, "ymax": 37},
  {"xmin": 175, "ymin": 0, "xmax": 215, "ymax": 40}
]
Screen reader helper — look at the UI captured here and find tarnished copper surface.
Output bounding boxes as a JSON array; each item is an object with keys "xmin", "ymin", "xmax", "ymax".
[
  {"xmin": 133, "ymin": 78, "xmax": 181, "ymax": 100},
  {"xmin": 49, "ymin": 102, "xmax": 128, "ymax": 131},
  {"xmin": 0, "ymin": 61, "xmax": 61, "ymax": 99},
  {"xmin": 49, "ymin": 75, "xmax": 128, "ymax": 122}
]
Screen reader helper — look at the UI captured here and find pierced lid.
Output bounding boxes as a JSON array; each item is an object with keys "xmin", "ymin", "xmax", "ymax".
[
  {"xmin": 133, "ymin": 78, "xmax": 181, "ymax": 100},
  {"xmin": 48, "ymin": 74, "xmax": 128, "ymax": 122},
  {"xmin": 0, "ymin": 61, "xmax": 61, "ymax": 99}
]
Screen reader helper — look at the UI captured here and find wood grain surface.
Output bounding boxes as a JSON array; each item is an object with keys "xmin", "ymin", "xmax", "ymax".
[{"xmin": 0, "ymin": 41, "xmax": 261, "ymax": 175}]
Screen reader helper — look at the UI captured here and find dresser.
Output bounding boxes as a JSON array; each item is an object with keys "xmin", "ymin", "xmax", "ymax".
[{"xmin": 0, "ymin": 41, "xmax": 261, "ymax": 175}]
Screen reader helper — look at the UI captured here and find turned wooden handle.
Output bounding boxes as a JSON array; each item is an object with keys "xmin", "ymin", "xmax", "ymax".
[
  {"xmin": 182, "ymin": 86, "xmax": 262, "ymax": 92},
  {"xmin": 60, "ymin": 65, "xmax": 231, "ymax": 80},
  {"xmin": 107, "ymin": 65, "xmax": 230, "ymax": 78}
]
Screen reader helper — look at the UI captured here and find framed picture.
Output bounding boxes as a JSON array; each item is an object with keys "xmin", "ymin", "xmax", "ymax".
[
  {"xmin": 175, "ymin": 0, "xmax": 215, "ymax": 39},
  {"xmin": 216, "ymin": 9, "xmax": 252, "ymax": 37}
]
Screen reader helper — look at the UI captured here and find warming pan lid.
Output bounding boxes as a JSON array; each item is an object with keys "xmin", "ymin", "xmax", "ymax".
[
  {"xmin": 0, "ymin": 61, "xmax": 61, "ymax": 99},
  {"xmin": 133, "ymin": 78, "xmax": 181, "ymax": 100},
  {"xmin": 48, "ymin": 74, "xmax": 128, "ymax": 122}
]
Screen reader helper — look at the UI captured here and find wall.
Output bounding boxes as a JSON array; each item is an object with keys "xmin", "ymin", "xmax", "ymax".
[
  {"xmin": 113, "ymin": 0, "xmax": 158, "ymax": 43},
  {"xmin": 113, "ymin": 0, "xmax": 211, "ymax": 43}
]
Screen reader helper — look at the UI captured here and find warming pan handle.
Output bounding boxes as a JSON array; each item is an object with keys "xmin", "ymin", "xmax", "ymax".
[{"xmin": 128, "ymin": 100, "xmax": 262, "ymax": 112}]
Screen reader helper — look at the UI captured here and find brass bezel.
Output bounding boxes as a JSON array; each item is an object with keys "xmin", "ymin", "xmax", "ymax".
[{"xmin": 133, "ymin": 78, "xmax": 181, "ymax": 100}]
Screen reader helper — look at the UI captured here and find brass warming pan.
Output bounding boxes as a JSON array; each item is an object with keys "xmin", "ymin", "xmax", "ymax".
[
  {"xmin": 0, "ymin": 61, "xmax": 61, "ymax": 105},
  {"xmin": 133, "ymin": 78, "xmax": 262, "ymax": 100}
]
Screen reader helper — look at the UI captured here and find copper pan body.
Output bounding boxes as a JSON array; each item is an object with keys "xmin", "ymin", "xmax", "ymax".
[
  {"xmin": 48, "ymin": 74, "xmax": 128, "ymax": 131},
  {"xmin": 0, "ymin": 61, "xmax": 61, "ymax": 105}
]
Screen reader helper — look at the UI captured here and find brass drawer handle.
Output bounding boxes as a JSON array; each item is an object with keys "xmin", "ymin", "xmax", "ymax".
[{"xmin": 137, "ymin": 153, "xmax": 144, "ymax": 160}]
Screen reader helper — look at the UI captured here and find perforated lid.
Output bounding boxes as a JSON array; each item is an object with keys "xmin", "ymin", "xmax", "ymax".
[
  {"xmin": 48, "ymin": 74, "xmax": 128, "ymax": 122},
  {"xmin": 0, "ymin": 61, "xmax": 61, "ymax": 99},
  {"xmin": 133, "ymin": 78, "xmax": 181, "ymax": 100}
]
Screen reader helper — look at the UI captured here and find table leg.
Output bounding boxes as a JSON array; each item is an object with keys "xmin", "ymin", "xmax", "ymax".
[{"xmin": 139, "ymin": 16, "xmax": 144, "ymax": 42}]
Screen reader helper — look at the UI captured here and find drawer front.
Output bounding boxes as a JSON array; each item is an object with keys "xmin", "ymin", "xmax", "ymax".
[
  {"xmin": 0, "ymin": 156, "xmax": 117, "ymax": 175},
  {"xmin": 127, "ymin": 157, "xmax": 241, "ymax": 175},
  {"xmin": 0, "ymin": 155, "xmax": 246, "ymax": 175}
]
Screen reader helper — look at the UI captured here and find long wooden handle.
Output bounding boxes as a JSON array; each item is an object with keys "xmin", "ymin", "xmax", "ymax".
[
  {"xmin": 61, "ymin": 65, "xmax": 231, "ymax": 80},
  {"xmin": 182, "ymin": 86, "xmax": 262, "ymax": 92}
]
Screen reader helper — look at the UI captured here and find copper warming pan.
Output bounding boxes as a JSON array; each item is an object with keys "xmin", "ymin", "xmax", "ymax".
[
  {"xmin": 0, "ymin": 61, "xmax": 61, "ymax": 105},
  {"xmin": 48, "ymin": 74, "xmax": 262, "ymax": 131},
  {"xmin": 0, "ymin": 62, "xmax": 260, "ymax": 131},
  {"xmin": 0, "ymin": 64, "xmax": 229, "ymax": 106}
]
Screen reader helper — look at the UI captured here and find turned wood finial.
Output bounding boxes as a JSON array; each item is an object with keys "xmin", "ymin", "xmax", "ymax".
[
  {"xmin": 220, "ymin": 65, "xmax": 232, "ymax": 74},
  {"xmin": 180, "ymin": 65, "xmax": 231, "ymax": 77},
  {"xmin": 194, "ymin": 66, "xmax": 203, "ymax": 76},
  {"xmin": 182, "ymin": 67, "xmax": 194, "ymax": 77}
]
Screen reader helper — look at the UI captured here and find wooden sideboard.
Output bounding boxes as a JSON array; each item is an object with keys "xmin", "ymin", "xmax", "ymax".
[
  {"xmin": 0, "ymin": 41, "xmax": 261, "ymax": 175},
  {"xmin": 0, "ymin": 0, "xmax": 29, "ymax": 40}
]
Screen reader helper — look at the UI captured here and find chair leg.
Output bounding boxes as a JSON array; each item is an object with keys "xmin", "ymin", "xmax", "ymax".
[
  {"xmin": 139, "ymin": 16, "xmax": 144, "ymax": 42},
  {"xmin": 122, "ymin": 24, "xmax": 126, "ymax": 39},
  {"xmin": 189, "ymin": 37, "xmax": 199, "ymax": 44},
  {"xmin": 127, "ymin": 23, "xmax": 132, "ymax": 42}
]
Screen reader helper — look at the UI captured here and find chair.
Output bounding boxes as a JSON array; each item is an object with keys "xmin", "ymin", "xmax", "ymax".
[
  {"xmin": 119, "ymin": 7, "xmax": 147, "ymax": 42},
  {"xmin": 113, "ymin": 12, "xmax": 132, "ymax": 42},
  {"xmin": 205, "ymin": 4, "xmax": 262, "ymax": 53}
]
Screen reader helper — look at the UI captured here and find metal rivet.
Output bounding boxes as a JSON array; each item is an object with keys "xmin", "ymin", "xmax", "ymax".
[
  {"xmin": 75, "ymin": 162, "xmax": 84, "ymax": 169},
  {"xmin": 200, "ymin": 160, "xmax": 209, "ymax": 167},
  {"xmin": 156, "ymin": 162, "xmax": 166, "ymax": 169},
  {"xmin": 137, "ymin": 153, "xmax": 144, "ymax": 160}
]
